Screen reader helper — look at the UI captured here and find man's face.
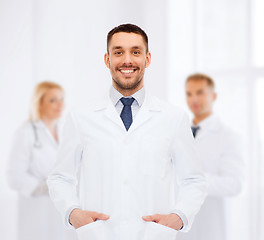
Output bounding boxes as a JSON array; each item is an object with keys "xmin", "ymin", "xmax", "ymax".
[
  {"xmin": 104, "ymin": 32, "xmax": 151, "ymax": 92},
  {"xmin": 186, "ymin": 79, "xmax": 216, "ymax": 117}
]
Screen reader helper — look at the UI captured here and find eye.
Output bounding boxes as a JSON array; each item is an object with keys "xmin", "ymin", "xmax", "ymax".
[
  {"xmin": 133, "ymin": 51, "xmax": 140, "ymax": 55},
  {"xmin": 114, "ymin": 51, "xmax": 122, "ymax": 55},
  {"xmin": 50, "ymin": 98, "xmax": 57, "ymax": 103}
]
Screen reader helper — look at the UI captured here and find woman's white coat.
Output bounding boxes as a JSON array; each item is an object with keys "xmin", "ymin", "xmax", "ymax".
[{"xmin": 7, "ymin": 121, "xmax": 76, "ymax": 240}]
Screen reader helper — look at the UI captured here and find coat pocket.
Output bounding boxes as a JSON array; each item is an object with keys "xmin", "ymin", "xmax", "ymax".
[
  {"xmin": 143, "ymin": 222, "xmax": 178, "ymax": 240},
  {"xmin": 76, "ymin": 220, "xmax": 105, "ymax": 240}
]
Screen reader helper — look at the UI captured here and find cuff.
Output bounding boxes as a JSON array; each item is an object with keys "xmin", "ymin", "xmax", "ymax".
[
  {"xmin": 65, "ymin": 205, "xmax": 81, "ymax": 229},
  {"xmin": 171, "ymin": 209, "xmax": 188, "ymax": 231}
]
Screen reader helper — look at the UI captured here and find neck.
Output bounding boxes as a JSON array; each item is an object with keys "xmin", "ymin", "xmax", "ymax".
[
  {"xmin": 40, "ymin": 116, "xmax": 57, "ymax": 130},
  {"xmin": 112, "ymin": 82, "xmax": 143, "ymax": 97},
  {"xmin": 41, "ymin": 116, "xmax": 59, "ymax": 142},
  {"xmin": 193, "ymin": 111, "xmax": 212, "ymax": 125}
]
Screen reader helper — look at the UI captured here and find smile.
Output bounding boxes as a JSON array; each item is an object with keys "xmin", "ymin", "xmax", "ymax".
[{"xmin": 119, "ymin": 69, "xmax": 136, "ymax": 74}]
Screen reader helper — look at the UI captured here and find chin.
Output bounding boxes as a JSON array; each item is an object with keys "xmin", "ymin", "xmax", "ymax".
[
  {"xmin": 52, "ymin": 114, "xmax": 61, "ymax": 119},
  {"xmin": 117, "ymin": 82, "xmax": 140, "ymax": 91},
  {"xmin": 193, "ymin": 111, "xmax": 201, "ymax": 116}
]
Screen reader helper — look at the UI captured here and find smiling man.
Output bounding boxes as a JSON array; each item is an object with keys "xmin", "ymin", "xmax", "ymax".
[
  {"xmin": 105, "ymin": 30, "xmax": 150, "ymax": 94},
  {"xmin": 47, "ymin": 24, "xmax": 207, "ymax": 240}
]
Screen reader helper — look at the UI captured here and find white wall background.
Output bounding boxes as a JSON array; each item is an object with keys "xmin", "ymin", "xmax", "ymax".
[{"xmin": 0, "ymin": 0, "xmax": 263, "ymax": 239}]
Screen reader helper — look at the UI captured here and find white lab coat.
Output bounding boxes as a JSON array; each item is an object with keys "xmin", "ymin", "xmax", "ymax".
[
  {"xmin": 177, "ymin": 114, "xmax": 244, "ymax": 240},
  {"xmin": 7, "ymin": 121, "xmax": 77, "ymax": 240},
  {"xmin": 47, "ymin": 92, "xmax": 207, "ymax": 240}
]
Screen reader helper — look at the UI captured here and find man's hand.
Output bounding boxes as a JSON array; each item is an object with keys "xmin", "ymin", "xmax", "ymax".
[
  {"xmin": 69, "ymin": 209, "xmax": 110, "ymax": 229},
  {"xmin": 142, "ymin": 213, "xmax": 183, "ymax": 231}
]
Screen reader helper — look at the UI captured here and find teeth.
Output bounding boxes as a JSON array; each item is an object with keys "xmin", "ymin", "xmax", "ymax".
[{"xmin": 120, "ymin": 69, "xmax": 134, "ymax": 73}]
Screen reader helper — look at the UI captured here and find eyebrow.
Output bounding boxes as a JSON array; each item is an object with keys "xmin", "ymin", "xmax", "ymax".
[
  {"xmin": 111, "ymin": 46, "xmax": 143, "ymax": 51},
  {"xmin": 112, "ymin": 46, "xmax": 122, "ymax": 50},
  {"xmin": 131, "ymin": 46, "xmax": 143, "ymax": 50}
]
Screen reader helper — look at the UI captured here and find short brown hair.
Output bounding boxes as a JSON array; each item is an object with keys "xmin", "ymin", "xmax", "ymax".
[
  {"xmin": 107, "ymin": 23, "xmax": 149, "ymax": 53},
  {"xmin": 186, "ymin": 73, "xmax": 215, "ymax": 89}
]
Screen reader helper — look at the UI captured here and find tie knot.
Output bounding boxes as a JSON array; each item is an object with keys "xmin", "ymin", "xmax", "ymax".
[
  {"xmin": 191, "ymin": 126, "xmax": 200, "ymax": 131},
  {"xmin": 191, "ymin": 126, "xmax": 200, "ymax": 138},
  {"xmin": 120, "ymin": 97, "xmax": 135, "ymax": 106}
]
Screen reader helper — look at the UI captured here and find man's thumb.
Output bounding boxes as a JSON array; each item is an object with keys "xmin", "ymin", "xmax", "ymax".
[
  {"xmin": 142, "ymin": 215, "xmax": 155, "ymax": 221},
  {"xmin": 93, "ymin": 212, "xmax": 110, "ymax": 220}
]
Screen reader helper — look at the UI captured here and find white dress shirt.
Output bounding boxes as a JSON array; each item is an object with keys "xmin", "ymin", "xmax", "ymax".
[{"xmin": 109, "ymin": 86, "xmax": 145, "ymax": 119}]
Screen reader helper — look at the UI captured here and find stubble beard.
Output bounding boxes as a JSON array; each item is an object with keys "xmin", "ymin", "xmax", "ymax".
[
  {"xmin": 110, "ymin": 61, "xmax": 146, "ymax": 92},
  {"xmin": 112, "ymin": 64, "xmax": 145, "ymax": 91},
  {"xmin": 112, "ymin": 75, "xmax": 143, "ymax": 91}
]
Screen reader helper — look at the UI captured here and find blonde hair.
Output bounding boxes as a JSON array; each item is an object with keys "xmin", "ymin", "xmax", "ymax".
[
  {"xmin": 29, "ymin": 81, "xmax": 64, "ymax": 121},
  {"xmin": 186, "ymin": 73, "xmax": 215, "ymax": 90}
]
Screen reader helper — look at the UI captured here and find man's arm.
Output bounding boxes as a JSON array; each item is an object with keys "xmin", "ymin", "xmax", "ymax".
[
  {"xmin": 142, "ymin": 111, "xmax": 207, "ymax": 231},
  {"xmin": 170, "ymin": 111, "xmax": 207, "ymax": 232},
  {"xmin": 47, "ymin": 111, "xmax": 83, "ymax": 227}
]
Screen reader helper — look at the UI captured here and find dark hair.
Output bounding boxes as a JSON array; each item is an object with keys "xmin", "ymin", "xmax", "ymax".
[
  {"xmin": 107, "ymin": 23, "xmax": 149, "ymax": 52},
  {"xmin": 186, "ymin": 73, "xmax": 215, "ymax": 90}
]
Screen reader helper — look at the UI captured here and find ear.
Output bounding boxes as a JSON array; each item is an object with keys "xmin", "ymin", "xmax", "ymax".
[
  {"xmin": 104, "ymin": 53, "xmax": 110, "ymax": 69},
  {"xmin": 145, "ymin": 52, "xmax": 151, "ymax": 68},
  {"xmin": 213, "ymin": 92, "xmax": 217, "ymax": 101}
]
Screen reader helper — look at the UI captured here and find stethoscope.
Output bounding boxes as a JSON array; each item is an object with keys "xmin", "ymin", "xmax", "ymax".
[{"xmin": 32, "ymin": 122, "xmax": 42, "ymax": 148}]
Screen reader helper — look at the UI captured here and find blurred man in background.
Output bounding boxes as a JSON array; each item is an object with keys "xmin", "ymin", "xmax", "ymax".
[{"xmin": 177, "ymin": 73, "xmax": 245, "ymax": 240}]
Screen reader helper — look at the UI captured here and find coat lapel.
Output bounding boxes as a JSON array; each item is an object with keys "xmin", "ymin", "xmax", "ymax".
[
  {"xmin": 93, "ymin": 92, "xmax": 162, "ymax": 133},
  {"xmin": 196, "ymin": 115, "xmax": 221, "ymax": 140},
  {"xmin": 104, "ymin": 102, "xmax": 127, "ymax": 131},
  {"xmin": 94, "ymin": 94, "xmax": 126, "ymax": 131},
  {"xmin": 128, "ymin": 93, "xmax": 161, "ymax": 134},
  {"xmin": 34, "ymin": 121, "xmax": 59, "ymax": 147}
]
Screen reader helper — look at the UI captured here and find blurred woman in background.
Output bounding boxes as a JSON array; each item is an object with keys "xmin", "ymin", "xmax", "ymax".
[{"xmin": 7, "ymin": 81, "xmax": 76, "ymax": 240}]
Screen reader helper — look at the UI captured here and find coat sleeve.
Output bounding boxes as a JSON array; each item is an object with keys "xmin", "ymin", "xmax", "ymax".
[
  {"xmin": 6, "ymin": 124, "xmax": 41, "ymax": 197},
  {"xmin": 170, "ymin": 111, "xmax": 207, "ymax": 232},
  {"xmin": 47, "ymin": 111, "xmax": 83, "ymax": 227},
  {"xmin": 206, "ymin": 132, "xmax": 245, "ymax": 197}
]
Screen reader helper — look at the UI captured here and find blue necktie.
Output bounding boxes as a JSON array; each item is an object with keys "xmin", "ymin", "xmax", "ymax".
[
  {"xmin": 120, "ymin": 97, "xmax": 135, "ymax": 131},
  {"xmin": 191, "ymin": 126, "xmax": 200, "ymax": 138}
]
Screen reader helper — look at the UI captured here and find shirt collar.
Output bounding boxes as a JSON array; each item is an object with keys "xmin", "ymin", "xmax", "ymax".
[
  {"xmin": 192, "ymin": 113, "xmax": 217, "ymax": 130},
  {"xmin": 109, "ymin": 85, "xmax": 145, "ymax": 107},
  {"xmin": 32, "ymin": 120, "xmax": 46, "ymax": 129}
]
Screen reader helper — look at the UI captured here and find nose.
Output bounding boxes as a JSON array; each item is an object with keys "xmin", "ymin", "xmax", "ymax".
[
  {"xmin": 190, "ymin": 95, "xmax": 198, "ymax": 103},
  {"xmin": 122, "ymin": 52, "xmax": 132, "ymax": 65},
  {"xmin": 187, "ymin": 94, "xmax": 196, "ymax": 104},
  {"xmin": 57, "ymin": 99, "xmax": 64, "ymax": 109}
]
